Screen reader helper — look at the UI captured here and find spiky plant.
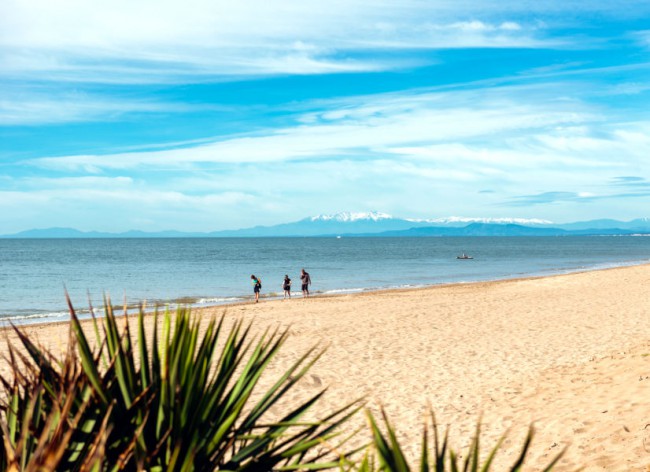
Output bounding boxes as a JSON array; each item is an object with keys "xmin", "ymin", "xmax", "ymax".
[
  {"xmin": 356, "ymin": 408, "xmax": 565, "ymax": 472},
  {"xmin": 0, "ymin": 322, "xmax": 113, "ymax": 471},
  {"xmin": 1, "ymin": 298, "xmax": 362, "ymax": 471}
]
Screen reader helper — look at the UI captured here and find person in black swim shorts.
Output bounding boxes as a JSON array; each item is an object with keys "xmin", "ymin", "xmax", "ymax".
[
  {"xmin": 283, "ymin": 275, "xmax": 291, "ymax": 299},
  {"xmin": 300, "ymin": 268, "xmax": 311, "ymax": 298},
  {"xmin": 251, "ymin": 274, "xmax": 261, "ymax": 303}
]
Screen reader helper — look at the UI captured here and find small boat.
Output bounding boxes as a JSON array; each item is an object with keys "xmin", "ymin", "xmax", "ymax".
[{"xmin": 457, "ymin": 253, "xmax": 473, "ymax": 260}]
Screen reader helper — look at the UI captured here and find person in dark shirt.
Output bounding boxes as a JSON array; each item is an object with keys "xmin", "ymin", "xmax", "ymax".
[
  {"xmin": 283, "ymin": 275, "xmax": 292, "ymax": 299},
  {"xmin": 300, "ymin": 268, "xmax": 311, "ymax": 298},
  {"xmin": 250, "ymin": 274, "xmax": 261, "ymax": 303}
]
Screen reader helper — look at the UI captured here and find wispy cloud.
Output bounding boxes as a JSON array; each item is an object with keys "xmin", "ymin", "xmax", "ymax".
[
  {"xmin": 3, "ymin": 0, "xmax": 650, "ymax": 230},
  {"xmin": 506, "ymin": 191, "xmax": 593, "ymax": 206},
  {"xmin": 7, "ymin": 80, "xmax": 646, "ymax": 229},
  {"xmin": 0, "ymin": 185, "xmax": 259, "ymax": 232},
  {"xmin": 633, "ymin": 30, "xmax": 650, "ymax": 49},
  {"xmin": 28, "ymin": 83, "xmax": 602, "ymax": 171},
  {"xmin": 0, "ymin": 0, "xmax": 580, "ymax": 83},
  {"xmin": 610, "ymin": 176, "xmax": 650, "ymax": 188},
  {"xmin": 0, "ymin": 90, "xmax": 197, "ymax": 126},
  {"xmin": 507, "ymin": 175, "xmax": 650, "ymax": 207}
]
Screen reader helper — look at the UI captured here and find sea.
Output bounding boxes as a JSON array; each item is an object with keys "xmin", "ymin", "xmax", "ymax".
[{"xmin": 1, "ymin": 236, "xmax": 649, "ymax": 326}]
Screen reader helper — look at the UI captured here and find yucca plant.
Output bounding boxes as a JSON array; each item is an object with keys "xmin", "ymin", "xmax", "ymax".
[
  {"xmin": 1, "ymin": 298, "xmax": 362, "ymax": 470},
  {"xmin": 0, "ymin": 322, "xmax": 114, "ymax": 471},
  {"xmin": 354, "ymin": 408, "xmax": 564, "ymax": 472},
  {"xmin": 0, "ymin": 383, "xmax": 112, "ymax": 472}
]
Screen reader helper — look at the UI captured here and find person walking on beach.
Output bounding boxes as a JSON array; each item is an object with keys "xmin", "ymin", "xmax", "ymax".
[
  {"xmin": 283, "ymin": 275, "xmax": 292, "ymax": 299},
  {"xmin": 300, "ymin": 268, "xmax": 311, "ymax": 298},
  {"xmin": 250, "ymin": 274, "xmax": 262, "ymax": 303}
]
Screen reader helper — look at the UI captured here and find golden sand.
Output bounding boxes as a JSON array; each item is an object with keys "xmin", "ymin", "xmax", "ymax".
[{"xmin": 2, "ymin": 264, "xmax": 650, "ymax": 470}]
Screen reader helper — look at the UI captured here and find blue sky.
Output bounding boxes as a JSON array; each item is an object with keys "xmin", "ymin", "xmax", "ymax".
[{"xmin": 2, "ymin": 0, "xmax": 650, "ymax": 232}]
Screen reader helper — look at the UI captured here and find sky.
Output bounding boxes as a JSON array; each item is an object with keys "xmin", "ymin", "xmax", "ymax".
[{"xmin": 2, "ymin": 0, "xmax": 650, "ymax": 233}]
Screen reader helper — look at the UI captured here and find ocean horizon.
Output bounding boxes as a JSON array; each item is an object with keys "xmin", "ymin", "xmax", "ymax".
[{"xmin": 1, "ymin": 235, "xmax": 649, "ymax": 326}]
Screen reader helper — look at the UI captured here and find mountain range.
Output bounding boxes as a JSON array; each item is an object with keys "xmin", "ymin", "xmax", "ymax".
[{"xmin": 2, "ymin": 212, "xmax": 650, "ymax": 238}]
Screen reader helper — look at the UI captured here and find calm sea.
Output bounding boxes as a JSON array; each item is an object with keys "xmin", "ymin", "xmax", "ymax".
[{"xmin": 1, "ymin": 236, "xmax": 649, "ymax": 325}]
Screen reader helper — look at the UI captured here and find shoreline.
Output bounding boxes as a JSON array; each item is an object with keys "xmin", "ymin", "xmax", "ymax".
[
  {"xmin": 2, "ymin": 257, "xmax": 649, "ymax": 329},
  {"xmin": 2, "ymin": 263, "xmax": 650, "ymax": 469}
]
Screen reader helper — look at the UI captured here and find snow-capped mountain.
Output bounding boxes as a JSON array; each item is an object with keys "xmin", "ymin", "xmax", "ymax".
[
  {"xmin": 208, "ymin": 211, "xmax": 422, "ymax": 237},
  {"xmin": 407, "ymin": 216, "xmax": 554, "ymax": 226},
  {"xmin": 4, "ymin": 213, "xmax": 650, "ymax": 238},
  {"xmin": 204, "ymin": 212, "xmax": 650, "ymax": 237},
  {"xmin": 310, "ymin": 211, "xmax": 393, "ymax": 222},
  {"xmin": 214, "ymin": 213, "xmax": 650, "ymax": 236},
  {"xmin": 310, "ymin": 213, "xmax": 553, "ymax": 226}
]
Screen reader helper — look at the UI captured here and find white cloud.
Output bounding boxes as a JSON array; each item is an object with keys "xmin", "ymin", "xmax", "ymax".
[
  {"xmin": 3, "ymin": 0, "xmax": 649, "ymax": 85},
  {"xmin": 20, "ymin": 176, "xmax": 134, "ymax": 189},
  {"xmin": 30, "ymin": 83, "xmax": 601, "ymax": 171},
  {"xmin": 434, "ymin": 20, "xmax": 525, "ymax": 34},
  {"xmin": 0, "ymin": 0, "xmax": 562, "ymax": 83},
  {"xmin": 633, "ymin": 30, "xmax": 650, "ymax": 49},
  {"xmin": 0, "ymin": 185, "xmax": 259, "ymax": 232},
  {"xmin": 6, "ymin": 79, "xmax": 650, "ymax": 230},
  {"xmin": 0, "ymin": 91, "xmax": 194, "ymax": 125}
]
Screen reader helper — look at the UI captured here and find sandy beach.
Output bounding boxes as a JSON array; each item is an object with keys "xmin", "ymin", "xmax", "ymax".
[{"xmin": 2, "ymin": 264, "xmax": 650, "ymax": 470}]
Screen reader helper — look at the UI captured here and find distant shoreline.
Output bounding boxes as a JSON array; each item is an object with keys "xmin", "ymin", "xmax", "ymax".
[
  {"xmin": 3, "ymin": 215, "xmax": 650, "ymax": 239},
  {"xmin": 3, "ymin": 233, "xmax": 650, "ymax": 239},
  {"xmin": 4, "ymin": 258, "xmax": 649, "ymax": 330}
]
